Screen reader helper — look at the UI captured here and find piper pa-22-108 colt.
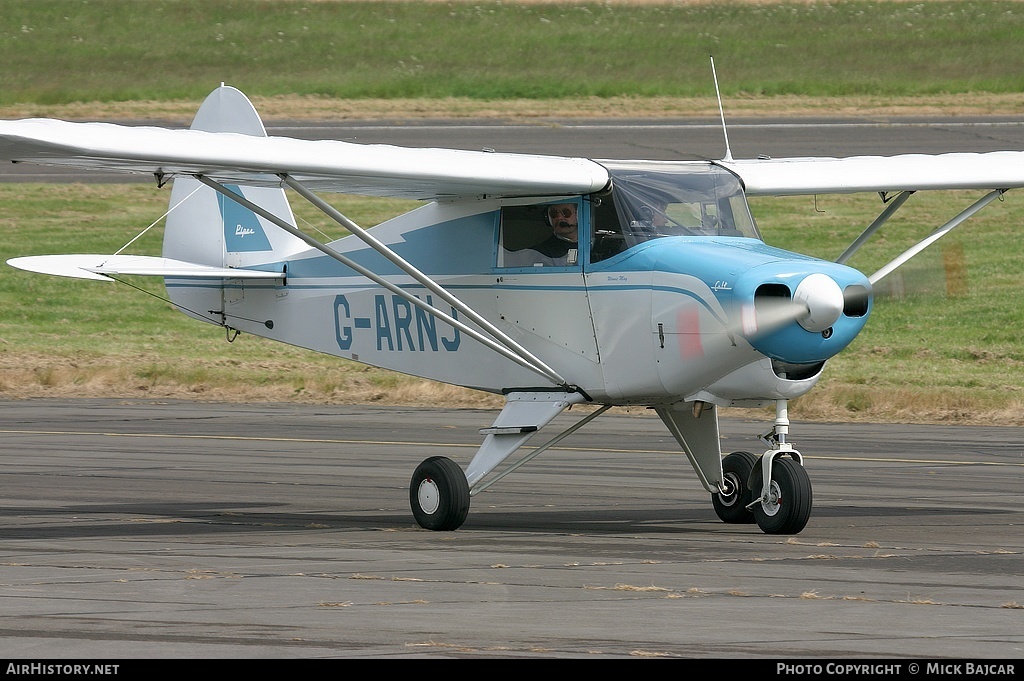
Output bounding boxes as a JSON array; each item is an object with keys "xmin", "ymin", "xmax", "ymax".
[{"xmin": 3, "ymin": 84, "xmax": 1024, "ymax": 534}]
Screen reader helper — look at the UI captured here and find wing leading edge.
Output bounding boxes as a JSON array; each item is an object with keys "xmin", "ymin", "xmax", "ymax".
[
  {"xmin": 720, "ymin": 152, "xmax": 1024, "ymax": 196},
  {"xmin": 0, "ymin": 118, "xmax": 610, "ymax": 201}
]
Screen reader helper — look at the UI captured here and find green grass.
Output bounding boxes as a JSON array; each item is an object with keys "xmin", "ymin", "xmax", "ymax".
[{"xmin": 2, "ymin": 1, "xmax": 1024, "ymax": 104}]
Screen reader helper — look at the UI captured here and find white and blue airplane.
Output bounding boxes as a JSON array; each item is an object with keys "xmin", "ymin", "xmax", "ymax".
[{"xmin": 3, "ymin": 85, "xmax": 1023, "ymax": 534}]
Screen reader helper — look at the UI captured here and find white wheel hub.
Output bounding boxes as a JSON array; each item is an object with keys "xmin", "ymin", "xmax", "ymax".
[
  {"xmin": 760, "ymin": 480, "xmax": 782, "ymax": 517},
  {"xmin": 417, "ymin": 478, "xmax": 440, "ymax": 515}
]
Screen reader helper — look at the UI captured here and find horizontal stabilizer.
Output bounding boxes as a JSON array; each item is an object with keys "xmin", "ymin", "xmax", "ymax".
[{"xmin": 6, "ymin": 254, "xmax": 284, "ymax": 282}]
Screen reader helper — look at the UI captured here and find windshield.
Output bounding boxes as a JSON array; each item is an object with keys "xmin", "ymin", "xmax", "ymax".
[{"xmin": 594, "ymin": 162, "xmax": 760, "ymax": 259}]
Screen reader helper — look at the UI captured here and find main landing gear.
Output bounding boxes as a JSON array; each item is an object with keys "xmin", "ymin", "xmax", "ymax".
[
  {"xmin": 409, "ymin": 456, "xmax": 471, "ymax": 531},
  {"xmin": 407, "ymin": 391, "xmax": 597, "ymax": 532},
  {"xmin": 712, "ymin": 400, "xmax": 813, "ymax": 534},
  {"xmin": 405, "ymin": 393, "xmax": 812, "ymax": 535}
]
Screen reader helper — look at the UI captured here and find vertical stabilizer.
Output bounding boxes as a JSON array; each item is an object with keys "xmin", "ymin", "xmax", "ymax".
[
  {"xmin": 162, "ymin": 85, "xmax": 308, "ymax": 325},
  {"xmin": 164, "ymin": 85, "xmax": 307, "ymax": 267}
]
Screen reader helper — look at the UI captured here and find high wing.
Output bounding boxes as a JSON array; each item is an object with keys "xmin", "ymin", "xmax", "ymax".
[
  {"xmin": 0, "ymin": 118, "xmax": 610, "ymax": 200},
  {"xmin": 0, "ymin": 88, "xmax": 584, "ymax": 389},
  {"xmin": 2, "ymin": 118, "xmax": 1022, "ymax": 200},
  {"xmin": 719, "ymin": 152, "xmax": 1024, "ymax": 196}
]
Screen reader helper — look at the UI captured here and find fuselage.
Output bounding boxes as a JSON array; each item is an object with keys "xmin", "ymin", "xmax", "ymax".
[{"xmin": 164, "ymin": 161, "xmax": 873, "ymax": 408}]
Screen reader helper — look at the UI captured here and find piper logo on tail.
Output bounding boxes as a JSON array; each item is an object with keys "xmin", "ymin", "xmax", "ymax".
[{"xmin": 219, "ymin": 185, "xmax": 273, "ymax": 252}]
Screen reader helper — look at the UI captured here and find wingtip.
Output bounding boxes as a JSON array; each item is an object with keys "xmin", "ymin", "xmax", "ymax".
[{"xmin": 7, "ymin": 255, "xmax": 115, "ymax": 282}]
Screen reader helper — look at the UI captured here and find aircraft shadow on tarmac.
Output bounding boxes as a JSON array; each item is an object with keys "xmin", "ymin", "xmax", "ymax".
[{"xmin": 0, "ymin": 501, "xmax": 1010, "ymax": 541}]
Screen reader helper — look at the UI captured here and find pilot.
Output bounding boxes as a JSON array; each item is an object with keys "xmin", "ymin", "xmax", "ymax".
[
  {"xmin": 530, "ymin": 203, "xmax": 579, "ymax": 266},
  {"xmin": 647, "ymin": 201, "xmax": 669, "ymax": 230},
  {"xmin": 631, "ymin": 199, "xmax": 669, "ymax": 236}
]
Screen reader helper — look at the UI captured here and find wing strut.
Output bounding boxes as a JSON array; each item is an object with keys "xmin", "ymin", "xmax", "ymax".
[
  {"xmin": 835, "ymin": 190, "xmax": 914, "ymax": 265},
  {"xmin": 281, "ymin": 175, "xmax": 570, "ymax": 387},
  {"xmin": 194, "ymin": 175, "xmax": 570, "ymax": 388},
  {"xmin": 868, "ymin": 189, "xmax": 1006, "ymax": 285}
]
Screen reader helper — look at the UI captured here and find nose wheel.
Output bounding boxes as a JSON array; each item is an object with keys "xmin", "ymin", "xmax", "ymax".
[{"xmin": 747, "ymin": 454, "xmax": 813, "ymax": 534}]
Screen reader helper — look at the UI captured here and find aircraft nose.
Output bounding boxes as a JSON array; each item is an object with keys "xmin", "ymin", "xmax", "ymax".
[
  {"xmin": 730, "ymin": 263, "xmax": 872, "ymax": 365},
  {"xmin": 793, "ymin": 273, "xmax": 844, "ymax": 333}
]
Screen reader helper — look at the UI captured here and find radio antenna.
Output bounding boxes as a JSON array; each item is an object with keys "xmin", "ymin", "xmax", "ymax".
[{"xmin": 710, "ymin": 55, "xmax": 733, "ymax": 162}]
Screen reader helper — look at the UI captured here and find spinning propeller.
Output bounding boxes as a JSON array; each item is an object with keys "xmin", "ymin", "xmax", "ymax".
[{"xmin": 737, "ymin": 273, "xmax": 870, "ymax": 341}]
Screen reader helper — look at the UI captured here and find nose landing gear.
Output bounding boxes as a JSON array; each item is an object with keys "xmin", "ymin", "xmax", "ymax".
[
  {"xmin": 747, "ymin": 453, "xmax": 813, "ymax": 534},
  {"xmin": 713, "ymin": 399, "xmax": 813, "ymax": 534},
  {"xmin": 748, "ymin": 399, "xmax": 813, "ymax": 534}
]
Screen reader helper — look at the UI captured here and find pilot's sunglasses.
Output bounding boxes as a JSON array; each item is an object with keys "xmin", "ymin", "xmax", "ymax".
[{"xmin": 548, "ymin": 206, "xmax": 574, "ymax": 219}]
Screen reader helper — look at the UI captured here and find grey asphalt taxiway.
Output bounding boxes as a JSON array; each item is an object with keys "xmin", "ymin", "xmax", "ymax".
[{"xmin": 1, "ymin": 399, "xmax": 1022, "ymax": 659}]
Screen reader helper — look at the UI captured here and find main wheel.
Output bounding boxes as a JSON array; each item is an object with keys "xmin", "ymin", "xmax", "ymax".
[
  {"xmin": 747, "ymin": 455, "xmax": 813, "ymax": 534},
  {"xmin": 712, "ymin": 450, "xmax": 758, "ymax": 524},
  {"xmin": 410, "ymin": 456, "xmax": 470, "ymax": 531}
]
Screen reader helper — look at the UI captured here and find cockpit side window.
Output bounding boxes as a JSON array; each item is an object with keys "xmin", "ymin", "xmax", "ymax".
[
  {"xmin": 590, "ymin": 193, "xmax": 626, "ymax": 263},
  {"xmin": 497, "ymin": 201, "xmax": 582, "ymax": 269}
]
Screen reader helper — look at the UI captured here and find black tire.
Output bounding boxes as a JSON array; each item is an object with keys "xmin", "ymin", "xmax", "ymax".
[
  {"xmin": 409, "ymin": 456, "xmax": 470, "ymax": 531},
  {"xmin": 712, "ymin": 450, "xmax": 758, "ymax": 524},
  {"xmin": 747, "ymin": 455, "xmax": 813, "ymax": 534}
]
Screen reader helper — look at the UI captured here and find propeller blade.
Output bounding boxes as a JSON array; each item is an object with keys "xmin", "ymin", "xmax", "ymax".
[{"xmin": 735, "ymin": 297, "xmax": 809, "ymax": 339}]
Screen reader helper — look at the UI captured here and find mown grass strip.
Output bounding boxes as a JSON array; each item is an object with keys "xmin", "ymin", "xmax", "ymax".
[{"xmin": 2, "ymin": 1, "xmax": 1023, "ymax": 106}]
